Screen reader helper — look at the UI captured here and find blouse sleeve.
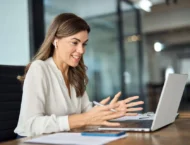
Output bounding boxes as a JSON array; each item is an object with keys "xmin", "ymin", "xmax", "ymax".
[
  {"xmin": 81, "ymin": 91, "xmax": 92, "ymax": 113},
  {"xmin": 16, "ymin": 61, "xmax": 70, "ymax": 137}
]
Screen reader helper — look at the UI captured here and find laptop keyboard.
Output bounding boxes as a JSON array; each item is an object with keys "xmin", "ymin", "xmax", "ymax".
[{"xmin": 110, "ymin": 120, "xmax": 153, "ymax": 128}]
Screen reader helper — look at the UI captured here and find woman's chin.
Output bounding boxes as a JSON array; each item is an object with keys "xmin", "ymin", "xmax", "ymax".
[{"xmin": 69, "ymin": 63, "xmax": 79, "ymax": 68}]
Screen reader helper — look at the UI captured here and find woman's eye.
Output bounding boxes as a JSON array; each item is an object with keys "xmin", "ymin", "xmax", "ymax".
[
  {"xmin": 72, "ymin": 42, "xmax": 78, "ymax": 45},
  {"xmin": 83, "ymin": 43, "xmax": 87, "ymax": 46}
]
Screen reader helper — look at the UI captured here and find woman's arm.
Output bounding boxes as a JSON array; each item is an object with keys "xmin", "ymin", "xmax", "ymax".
[
  {"xmin": 68, "ymin": 104, "xmax": 125, "ymax": 129},
  {"xmin": 16, "ymin": 61, "xmax": 70, "ymax": 136},
  {"xmin": 81, "ymin": 92, "xmax": 92, "ymax": 113}
]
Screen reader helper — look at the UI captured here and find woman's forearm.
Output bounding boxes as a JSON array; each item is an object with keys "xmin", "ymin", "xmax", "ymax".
[{"xmin": 68, "ymin": 113, "xmax": 88, "ymax": 129}]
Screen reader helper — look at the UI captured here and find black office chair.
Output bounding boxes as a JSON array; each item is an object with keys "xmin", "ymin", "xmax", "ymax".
[{"xmin": 0, "ymin": 65, "xmax": 24, "ymax": 142}]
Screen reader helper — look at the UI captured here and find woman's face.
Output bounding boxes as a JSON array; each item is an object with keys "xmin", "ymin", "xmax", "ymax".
[{"xmin": 55, "ymin": 30, "xmax": 88, "ymax": 67}]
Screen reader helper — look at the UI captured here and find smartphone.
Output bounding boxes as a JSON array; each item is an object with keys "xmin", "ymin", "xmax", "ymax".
[{"xmin": 81, "ymin": 130, "xmax": 126, "ymax": 137}]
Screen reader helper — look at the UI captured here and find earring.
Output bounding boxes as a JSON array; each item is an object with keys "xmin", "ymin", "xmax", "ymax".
[
  {"xmin": 54, "ymin": 40, "xmax": 58, "ymax": 49},
  {"xmin": 55, "ymin": 42, "xmax": 58, "ymax": 49}
]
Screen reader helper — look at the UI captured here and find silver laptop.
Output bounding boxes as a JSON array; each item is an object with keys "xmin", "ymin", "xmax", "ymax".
[{"xmin": 99, "ymin": 74, "xmax": 188, "ymax": 132}]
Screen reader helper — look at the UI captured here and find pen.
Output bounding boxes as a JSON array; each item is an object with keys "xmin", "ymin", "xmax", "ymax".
[{"xmin": 93, "ymin": 101, "xmax": 117, "ymax": 112}]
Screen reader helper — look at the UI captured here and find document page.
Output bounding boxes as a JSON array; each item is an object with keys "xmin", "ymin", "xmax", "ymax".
[
  {"xmin": 25, "ymin": 132, "xmax": 127, "ymax": 145},
  {"xmin": 110, "ymin": 113, "xmax": 155, "ymax": 121}
]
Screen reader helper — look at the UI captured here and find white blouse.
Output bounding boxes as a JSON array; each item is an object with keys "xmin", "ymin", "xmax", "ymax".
[{"xmin": 14, "ymin": 57, "xmax": 92, "ymax": 137}]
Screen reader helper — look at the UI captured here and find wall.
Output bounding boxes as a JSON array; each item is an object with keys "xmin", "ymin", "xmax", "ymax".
[
  {"xmin": 143, "ymin": 0, "xmax": 190, "ymax": 33},
  {"xmin": 142, "ymin": 0, "xmax": 190, "ymax": 83},
  {"xmin": 0, "ymin": 0, "xmax": 29, "ymax": 65}
]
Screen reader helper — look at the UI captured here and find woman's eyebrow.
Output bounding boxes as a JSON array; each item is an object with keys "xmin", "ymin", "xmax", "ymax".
[
  {"xmin": 84, "ymin": 39, "xmax": 88, "ymax": 43},
  {"xmin": 71, "ymin": 38, "xmax": 81, "ymax": 42},
  {"xmin": 71, "ymin": 38, "xmax": 88, "ymax": 43}
]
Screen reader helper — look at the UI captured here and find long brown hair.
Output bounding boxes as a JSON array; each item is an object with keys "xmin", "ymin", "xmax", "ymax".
[{"xmin": 18, "ymin": 13, "xmax": 90, "ymax": 97}]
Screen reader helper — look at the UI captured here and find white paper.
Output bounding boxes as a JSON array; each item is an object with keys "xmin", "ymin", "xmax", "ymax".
[
  {"xmin": 110, "ymin": 112, "xmax": 179, "ymax": 122},
  {"xmin": 110, "ymin": 113, "xmax": 155, "ymax": 121},
  {"xmin": 25, "ymin": 133, "xmax": 127, "ymax": 145}
]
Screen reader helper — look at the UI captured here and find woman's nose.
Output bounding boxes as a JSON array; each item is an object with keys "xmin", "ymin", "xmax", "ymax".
[{"xmin": 77, "ymin": 45, "xmax": 85, "ymax": 54}]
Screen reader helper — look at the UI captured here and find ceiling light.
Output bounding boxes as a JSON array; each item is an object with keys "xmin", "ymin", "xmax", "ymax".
[
  {"xmin": 154, "ymin": 42, "xmax": 164, "ymax": 52},
  {"xmin": 135, "ymin": 0, "xmax": 153, "ymax": 12}
]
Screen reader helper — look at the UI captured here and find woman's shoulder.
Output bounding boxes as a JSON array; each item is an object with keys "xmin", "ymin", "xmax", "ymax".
[
  {"xmin": 29, "ymin": 60, "xmax": 49, "ymax": 74},
  {"xmin": 30, "ymin": 60, "xmax": 46, "ymax": 69},
  {"xmin": 28, "ymin": 58, "xmax": 55, "ymax": 77}
]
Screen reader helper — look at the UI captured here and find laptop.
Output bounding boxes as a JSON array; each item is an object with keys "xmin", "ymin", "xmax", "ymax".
[{"xmin": 99, "ymin": 74, "xmax": 188, "ymax": 132}]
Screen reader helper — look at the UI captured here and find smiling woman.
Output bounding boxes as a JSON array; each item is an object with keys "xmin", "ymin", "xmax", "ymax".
[
  {"xmin": 53, "ymin": 30, "xmax": 89, "ymax": 97},
  {"xmin": 14, "ymin": 13, "xmax": 143, "ymax": 137}
]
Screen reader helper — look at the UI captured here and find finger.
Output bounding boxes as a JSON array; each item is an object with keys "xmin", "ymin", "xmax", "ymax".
[
  {"xmin": 99, "ymin": 103, "xmax": 120, "ymax": 111},
  {"xmin": 125, "ymin": 113, "xmax": 138, "ymax": 116},
  {"xmin": 103, "ymin": 112, "xmax": 125, "ymax": 120},
  {"xmin": 127, "ymin": 107, "xmax": 143, "ymax": 112},
  {"xmin": 124, "ymin": 96, "xmax": 139, "ymax": 104},
  {"xmin": 107, "ymin": 103, "xmax": 120, "ymax": 111},
  {"xmin": 126, "ymin": 101, "xmax": 144, "ymax": 108},
  {"xmin": 116, "ymin": 107, "xmax": 126, "ymax": 112},
  {"xmin": 97, "ymin": 104, "xmax": 115, "ymax": 111},
  {"xmin": 102, "ymin": 110, "xmax": 115, "ymax": 116},
  {"xmin": 102, "ymin": 121, "xmax": 120, "ymax": 127},
  {"xmin": 99, "ymin": 96, "xmax": 110, "ymax": 105},
  {"xmin": 110, "ymin": 91, "xmax": 121, "ymax": 104}
]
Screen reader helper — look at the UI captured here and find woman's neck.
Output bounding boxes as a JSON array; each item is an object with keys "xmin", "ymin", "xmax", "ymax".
[
  {"xmin": 52, "ymin": 55, "xmax": 69, "ymax": 79},
  {"xmin": 52, "ymin": 55, "xmax": 71, "ymax": 97}
]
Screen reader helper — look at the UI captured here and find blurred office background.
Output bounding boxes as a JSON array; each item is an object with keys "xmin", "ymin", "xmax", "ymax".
[{"xmin": 1, "ymin": 0, "xmax": 190, "ymax": 113}]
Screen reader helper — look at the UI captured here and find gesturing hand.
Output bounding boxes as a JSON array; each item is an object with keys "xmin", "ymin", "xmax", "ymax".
[
  {"xmin": 100, "ymin": 92, "xmax": 144, "ymax": 116},
  {"xmin": 84, "ymin": 103, "xmax": 125, "ymax": 127}
]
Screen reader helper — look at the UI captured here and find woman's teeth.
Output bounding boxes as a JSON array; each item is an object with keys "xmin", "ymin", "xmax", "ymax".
[{"xmin": 72, "ymin": 55, "xmax": 80, "ymax": 59}]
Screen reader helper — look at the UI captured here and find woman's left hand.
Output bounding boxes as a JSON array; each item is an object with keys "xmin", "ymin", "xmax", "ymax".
[{"xmin": 99, "ymin": 92, "xmax": 144, "ymax": 116}]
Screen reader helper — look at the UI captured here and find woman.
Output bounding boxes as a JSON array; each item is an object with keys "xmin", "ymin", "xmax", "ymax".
[{"xmin": 14, "ymin": 13, "xmax": 144, "ymax": 137}]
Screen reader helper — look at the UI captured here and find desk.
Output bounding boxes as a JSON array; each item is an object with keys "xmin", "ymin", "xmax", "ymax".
[{"xmin": 1, "ymin": 118, "xmax": 190, "ymax": 145}]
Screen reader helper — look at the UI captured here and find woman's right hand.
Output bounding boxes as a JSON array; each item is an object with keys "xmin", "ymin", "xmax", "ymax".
[{"xmin": 83, "ymin": 104, "xmax": 125, "ymax": 127}]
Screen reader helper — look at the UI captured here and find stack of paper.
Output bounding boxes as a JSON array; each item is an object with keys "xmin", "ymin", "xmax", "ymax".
[
  {"xmin": 110, "ymin": 113, "xmax": 155, "ymax": 121},
  {"xmin": 25, "ymin": 133, "xmax": 127, "ymax": 145}
]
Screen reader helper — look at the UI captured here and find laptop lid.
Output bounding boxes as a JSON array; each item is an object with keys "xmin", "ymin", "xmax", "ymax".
[{"xmin": 151, "ymin": 74, "xmax": 188, "ymax": 131}]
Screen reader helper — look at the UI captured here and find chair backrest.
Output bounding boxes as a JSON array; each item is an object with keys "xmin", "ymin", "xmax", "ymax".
[{"xmin": 0, "ymin": 65, "xmax": 24, "ymax": 142}]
